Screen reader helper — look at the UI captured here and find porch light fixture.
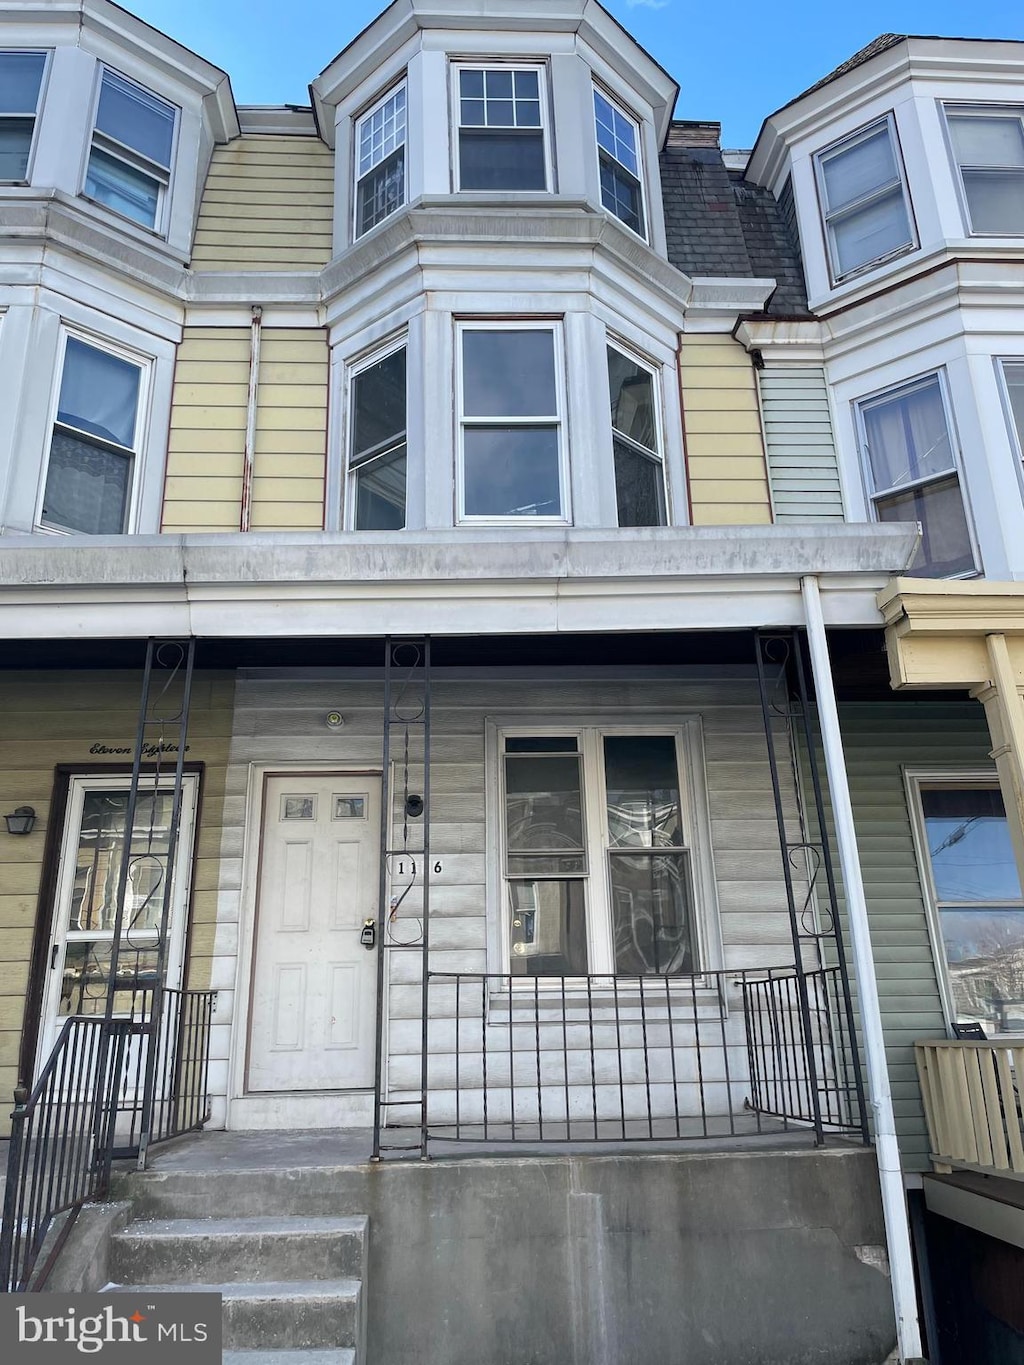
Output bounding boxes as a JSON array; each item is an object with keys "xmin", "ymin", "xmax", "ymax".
[{"xmin": 4, "ymin": 806, "xmax": 36, "ymax": 836}]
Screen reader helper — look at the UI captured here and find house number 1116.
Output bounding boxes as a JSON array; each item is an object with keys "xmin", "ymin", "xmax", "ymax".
[{"xmin": 395, "ymin": 860, "xmax": 443, "ymax": 875}]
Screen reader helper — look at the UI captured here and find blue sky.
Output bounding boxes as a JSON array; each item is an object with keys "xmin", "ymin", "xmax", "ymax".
[{"xmin": 121, "ymin": 0, "xmax": 1024, "ymax": 147}]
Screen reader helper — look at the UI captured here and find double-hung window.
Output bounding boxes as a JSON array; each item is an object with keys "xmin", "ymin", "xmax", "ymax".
[
  {"xmin": 456, "ymin": 65, "xmax": 548, "ymax": 191},
  {"xmin": 85, "ymin": 68, "xmax": 176, "ymax": 230},
  {"xmin": 945, "ymin": 105, "xmax": 1024, "ymax": 235},
  {"xmin": 347, "ymin": 342, "xmax": 407, "ymax": 530},
  {"xmin": 911, "ymin": 779, "xmax": 1024, "ymax": 1034},
  {"xmin": 354, "ymin": 83, "xmax": 406, "ymax": 238},
  {"xmin": 0, "ymin": 50, "xmax": 46, "ymax": 181},
  {"xmin": 593, "ymin": 88, "xmax": 645, "ymax": 239},
  {"xmin": 857, "ymin": 373, "xmax": 975, "ymax": 577},
  {"xmin": 458, "ymin": 323, "xmax": 566, "ymax": 521},
  {"xmin": 607, "ymin": 345, "xmax": 666, "ymax": 526},
  {"xmin": 502, "ymin": 729, "xmax": 699, "ymax": 978},
  {"xmin": 814, "ymin": 115, "xmax": 915, "ymax": 280},
  {"xmin": 999, "ymin": 359, "xmax": 1024, "ymax": 463},
  {"xmin": 40, "ymin": 335, "xmax": 145, "ymax": 535}
]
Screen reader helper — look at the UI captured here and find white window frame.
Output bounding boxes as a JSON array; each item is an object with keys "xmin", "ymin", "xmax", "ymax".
[
  {"xmin": 943, "ymin": 103, "xmax": 1024, "ymax": 238},
  {"xmin": 607, "ymin": 338, "xmax": 668, "ymax": 527},
  {"xmin": 352, "ymin": 80, "xmax": 407, "ymax": 241},
  {"xmin": 854, "ymin": 369, "xmax": 978, "ymax": 579},
  {"xmin": 35, "ymin": 328, "xmax": 152, "ymax": 537},
  {"xmin": 83, "ymin": 65, "xmax": 178, "ymax": 235},
  {"xmin": 997, "ymin": 357, "xmax": 1024, "ymax": 472},
  {"xmin": 905, "ymin": 769, "xmax": 1024, "ymax": 1036},
  {"xmin": 344, "ymin": 333, "xmax": 408, "ymax": 531},
  {"xmin": 490, "ymin": 719, "xmax": 716, "ymax": 981},
  {"xmin": 0, "ymin": 48, "xmax": 49, "ymax": 184},
  {"xmin": 455, "ymin": 319, "xmax": 570, "ymax": 525},
  {"xmin": 593, "ymin": 85, "xmax": 647, "ymax": 241},
  {"xmin": 813, "ymin": 113, "xmax": 916, "ymax": 284},
  {"xmin": 451, "ymin": 61, "xmax": 552, "ymax": 193}
]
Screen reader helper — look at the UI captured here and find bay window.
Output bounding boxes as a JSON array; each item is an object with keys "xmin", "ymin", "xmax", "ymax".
[
  {"xmin": 456, "ymin": 65, "xmax": 548, "ymax": 191},
  {"xmin": 502, "ymin": 728, "xmax": 700, "ymax": 978},
  {"xmin": 912, "ymin": 779, "xmax": 1024, "ymax": 1035},
  {"xmin": 347, "ymin": 341, "xmax": 407, "ymax": 530},
  {"xmin": 354, "ymin": 82, "xmax": 406, "ymax": 238},
  {"xmin": 1000, "ymin": 358, "xmax": 1024, "ymax": 462},
  {"xmin": 40, "ymin": 334, "xmax": 146, "ymax": 535},
  {"xmin": 85, "ymin": 68, "xmax": 176, "ymax": 230},
  {"xmin": 0, "ymin": 50, "xmax": 46, "ymax": 181},
  {"xmin": 593, "ymin": 88, "xmax": 645, "ymax": 238},
  {"xmin": 945, "ymin": 105, "xmax": 1024, "ymax": 235},
  {"xmin": 856, "ymin": 373, "xmax": 975, "ymax": 577},
  {"xmin": 814, "ymin": 115, "xmax": 915, "ymax": 280},
  {"xmin": 458, "ymin": 323, "xmax": 566, "ymax": 521},
  {"xmin": 607, "ymin": 344, "xmax": 666, "ymax": 526}
]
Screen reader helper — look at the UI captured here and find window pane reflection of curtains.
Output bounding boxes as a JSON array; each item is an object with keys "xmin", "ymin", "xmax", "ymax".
[
  {"xmin": 948, "ymin": 111, "xmax": 1024, "ymax": 234},
  {"xmin": 862, "ymin": 376, "xmax": 973, "ymax": 578},
  {"xmin": 819, "ymin": 120, "xmax": 912, "ymax": 276},
  {"xmin": 42, "ymin": 339, "xmax": 140, "ymax": 534}
]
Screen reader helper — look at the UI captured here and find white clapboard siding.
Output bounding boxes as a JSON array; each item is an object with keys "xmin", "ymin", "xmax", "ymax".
[
  {"xmin": 759, "ymin": 365, "xmax": 845, "ymax": 521},
  {"xmin": 220, "ymin": 671, "xmax": 811, "ymax": 1122}
]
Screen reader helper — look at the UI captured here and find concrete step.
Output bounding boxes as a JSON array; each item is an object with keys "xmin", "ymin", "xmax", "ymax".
[
  {"xmin": 109, "ymin": 1216, "xmax": 367, "ymax": 1285},
  {"xmin": 103, "ymin": 1280, "xmax": 361, "ymax": 1351},
  {"xmin": 222, "ymin": 1354, "xmax": 355, "ymax": 1365},
  {"xmin": 115, "ymin": 1167, "xmax": 371, "ymax": 1222}
]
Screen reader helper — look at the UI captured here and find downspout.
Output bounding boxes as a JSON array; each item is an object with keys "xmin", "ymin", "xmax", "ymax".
[
  {"xmin": 240, "ymin": 305, "xmax": 263, "ymax": 533},
  {"xmin": 800, "ymin": 574, "xmax": 926, "ymax": 1365}
]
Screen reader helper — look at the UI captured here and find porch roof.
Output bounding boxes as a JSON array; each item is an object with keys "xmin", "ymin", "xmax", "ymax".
[{"xmin": 0, "ymin": 524, "xmax": 917, "ymax": 642}]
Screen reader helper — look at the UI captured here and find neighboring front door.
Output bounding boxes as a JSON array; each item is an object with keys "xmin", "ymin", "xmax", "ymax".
[
  {"xmin": 247, "ymin": 774, "xmax": 380, "ymax": 1092},
  {"xmin": 36, "ymin": 774, "xmax": 199, "ymax": 1074}
]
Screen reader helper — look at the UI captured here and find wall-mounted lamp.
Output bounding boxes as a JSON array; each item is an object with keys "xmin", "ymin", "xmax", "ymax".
[{"xmin": 4, "ymin": 806, "xmax": 36, "ymax": 836}]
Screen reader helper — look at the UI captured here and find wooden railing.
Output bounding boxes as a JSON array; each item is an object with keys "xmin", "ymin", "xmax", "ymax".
[{"xmin": 915, "ymin": 1039, "xmax": 1024, "ymax": 1178}]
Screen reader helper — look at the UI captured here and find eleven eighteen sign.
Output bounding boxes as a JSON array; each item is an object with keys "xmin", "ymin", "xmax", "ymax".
[{"xmin": 2, "ymin": 1295, "xmax": 221, "ymax": 1361}]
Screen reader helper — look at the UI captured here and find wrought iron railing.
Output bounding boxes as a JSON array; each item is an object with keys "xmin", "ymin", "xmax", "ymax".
[
  {"xmin": 404, "ymin": 967, "xmax": 866, "ymax": 1151},
  {"xmin": 0, "ymin": 988, "xmax": 215, "ymax": 1293}
]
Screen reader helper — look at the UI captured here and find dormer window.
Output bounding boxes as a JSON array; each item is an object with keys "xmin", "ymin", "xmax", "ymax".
[
  {"xmin": 594, "ymin": 88, "xmax": 645, "ymax": 239},
  {"xmin": 85, "ymin": 68, "xmax": 176, "ymax": 231},
  {"xmin": 0, "ymin": 50, "xmax": 46, "ymax": 181},
  {"xmin": 455, "ymin": 65, "xmax": 548, "ymax": 191},
  {"xmin": 355, "ymin": 82, "xmax": 407, "ymax": 238},
  {"xmin": 814, "ymin": 115, "xmax": 915, "ymax": 282},
  {"xmin": 945, "ymin": 105, "xmax": 1024, "ymax": 235}
]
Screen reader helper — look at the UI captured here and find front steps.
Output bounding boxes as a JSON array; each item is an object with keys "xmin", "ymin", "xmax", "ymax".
[{"xmin": 102, "ymin": 1213, "xmax": 367, "ymax": 1362}]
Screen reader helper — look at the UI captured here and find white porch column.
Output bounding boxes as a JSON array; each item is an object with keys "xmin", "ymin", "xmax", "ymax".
[{"xmin": 800, "ymin": 575, "xmax": 926, "ymax": 1365}]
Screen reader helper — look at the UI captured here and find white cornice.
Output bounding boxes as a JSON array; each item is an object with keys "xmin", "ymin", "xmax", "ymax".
[
  {"xmin": 733, "ymin": 318, "xmax": 827, "ymax": 363},
  {"xmin": 0, "ymin": 525, "xmax": 917, "ymax": 640}
]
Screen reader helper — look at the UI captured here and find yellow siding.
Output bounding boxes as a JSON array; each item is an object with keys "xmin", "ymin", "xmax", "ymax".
[
  {"xmin": 0, "ymin": 672, "xmax": 233, "ymax": 1133},
  {"xmin": 191, "ymin": 135, "xmax": 335, "ymax": 271},
  {"xmin": 679, "ymin": 334, "xmax": 773, "ymax": 527},
  {"xmin": 162, "ymin": 328, "xmax": 329, "ymax": 533},
  {"xmin": 251, "ymin": 330, "xmax": 328, "ymax": 530}
]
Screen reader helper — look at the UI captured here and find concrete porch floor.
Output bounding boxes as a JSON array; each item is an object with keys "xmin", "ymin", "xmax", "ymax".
[{"xmin": 140, "ymin": 1119, "xmax": 861, "ymax": 1171}]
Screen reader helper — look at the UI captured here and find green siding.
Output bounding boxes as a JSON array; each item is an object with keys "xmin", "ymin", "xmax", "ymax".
[
  {"xmin": 805, "ymin": 699, "xmax": 994, "ymax": 1170},
  {"xmin": 760, "ymin": 365, "xmax": 845, "ymax": 521}
]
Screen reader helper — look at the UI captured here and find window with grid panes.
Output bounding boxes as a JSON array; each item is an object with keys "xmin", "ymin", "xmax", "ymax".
[
  {"xmin": 354, "ymin": 83, "xmax": 406, "ymax": 238},
  {"xmin": 457, "ymin": 65, "xmax": 547, "ymax": 191},
  {"xmin": 593, "ymin": 88, "xmax": 645, "ymax": 238},
  {"xmin": 0, "ymin": 50, "xmax": 46, "ymax": 181}
]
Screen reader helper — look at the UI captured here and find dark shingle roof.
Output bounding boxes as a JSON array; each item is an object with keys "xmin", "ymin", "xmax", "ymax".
[
  {"xmin": 659, "ymin": 123, "xmax": 809, "ymax": 317},
  {"xmin": 795, "ymin": 33, "xmax": 907, "ymax": 100}
]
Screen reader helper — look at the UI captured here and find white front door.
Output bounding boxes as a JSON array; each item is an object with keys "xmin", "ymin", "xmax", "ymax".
[
  {"xmin": 36, "ymin": 774, "xmax": 198, "ymax": 1073},
  {"xmin": 247, "ymin": 774, "xmax": 380, "ymax": 1092}
]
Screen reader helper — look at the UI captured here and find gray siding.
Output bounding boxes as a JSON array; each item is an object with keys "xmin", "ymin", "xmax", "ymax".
[
  {"xmin": 215, "ymin": 670, "xmax": 808, "ymax": 1124},
  {"xmin": 760, "ymin": 365, "xmax": 845, "ymax": 521},
  {"xmin": 821, "ymin": 700, "xmax": 994, "ymax": 1171}
]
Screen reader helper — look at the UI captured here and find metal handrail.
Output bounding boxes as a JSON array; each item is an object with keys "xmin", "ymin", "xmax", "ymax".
[
  {"xmin": 401, "ymin": 965, "xmax": 866, "ymax": 1152},
  {"xmin": 0, "ymin": 988, "xmax": 215, "ymax": 1293}
]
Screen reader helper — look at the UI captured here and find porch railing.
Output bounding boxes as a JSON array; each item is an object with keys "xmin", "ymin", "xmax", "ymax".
[
  {"xmin": 0, "ymin": 988, "xmax": 215, "ymax": 1293},
  {"xmin": 916, "ymin": 1038, "xmax": 1024, "ymax": 1179},
  {"xmin": 409, "ymin": 966, "xmax": 866, "ymax": 1149}
]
